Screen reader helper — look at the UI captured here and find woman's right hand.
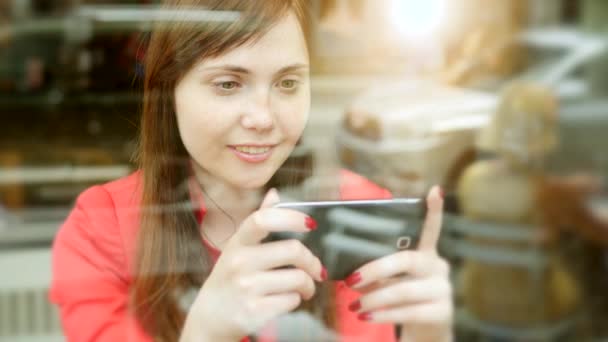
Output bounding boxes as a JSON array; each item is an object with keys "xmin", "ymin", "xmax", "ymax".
[{"xmin": 180, "ymin": 189, "xmax": 326, "ymax": 342}]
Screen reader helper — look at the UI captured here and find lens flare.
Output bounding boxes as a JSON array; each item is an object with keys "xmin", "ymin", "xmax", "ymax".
[{"xmin": 390, "ymin": 0, "xmax": 446, "ymax": 37}]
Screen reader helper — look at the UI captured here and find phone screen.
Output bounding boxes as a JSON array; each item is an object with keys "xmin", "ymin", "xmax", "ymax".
[{"xmin": 264, "ymin": 198, "xmax": 426, "ymax": 280}]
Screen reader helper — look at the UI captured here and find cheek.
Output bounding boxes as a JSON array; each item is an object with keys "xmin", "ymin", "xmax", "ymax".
[
  {"xmin": 175, "ymin": 81, "xmax": 237, "ymax": 130},
  {"xmin": 281, "ymin": 113, "xmax": 307, "ymax": 143},
  {"xmin": 278, "ymin": 95, "xmax": 310, "ymax": 141},
  {"xmin": 174, "ymin": 89, "xmax": 227, "ymax": 154}
]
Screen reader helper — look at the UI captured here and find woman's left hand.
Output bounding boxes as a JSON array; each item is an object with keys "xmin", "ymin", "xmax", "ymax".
[{"xmin": 344, "ymin": 186, "xmax": 453, "ymax": 342}]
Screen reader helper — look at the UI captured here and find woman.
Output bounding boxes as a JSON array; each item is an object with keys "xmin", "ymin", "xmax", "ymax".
[{"xmin": 50, "ymin": 0, "xmax": 452, "ymax": 341}]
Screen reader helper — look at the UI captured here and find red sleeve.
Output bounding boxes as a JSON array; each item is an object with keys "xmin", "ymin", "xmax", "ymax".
[
  {"xmin": 336, "ymin": 170, "xmax": 397, "ymax": 341},
  {"xmin": 339, "ymin": 169, "xmax": 393, "ymax": 200},
  {"xmin": 49, "ymin": 186, "xmax": 150, "ymax": 342}
]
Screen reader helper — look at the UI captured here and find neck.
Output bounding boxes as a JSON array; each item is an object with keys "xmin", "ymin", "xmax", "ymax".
[{"xmin": 191, "ymin": 163, "xmax": 263, "ymax": 244}]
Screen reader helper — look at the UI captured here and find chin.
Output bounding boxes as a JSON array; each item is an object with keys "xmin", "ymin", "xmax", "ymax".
[{"xmin": 230, "ymin": 170, "xmax": 276, "ymax": 190}]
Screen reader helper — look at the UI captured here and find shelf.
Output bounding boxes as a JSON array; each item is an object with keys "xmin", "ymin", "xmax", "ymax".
[
  {"xmin": 0, "ymin": 165, "xmax": 131, "ymax": 185},
  {"xmin": 456, "ymin": 308, "xmax": 581, "ymax": 340},
  {"xmin": 0, "ymin": 91, "xmax": 141, "ymax": 109},
  {"xmin": 4, "ymin": 4, "xmax": 242, "ymax": 39},
  {"xmin": 0, "ymin": 221, "xmax": 62, "ymax": 246}
]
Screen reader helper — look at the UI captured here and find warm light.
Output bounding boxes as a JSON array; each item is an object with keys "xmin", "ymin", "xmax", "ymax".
[{"xmin": 390, "ymin": 0, "xmax": 446, "ymax": 37}]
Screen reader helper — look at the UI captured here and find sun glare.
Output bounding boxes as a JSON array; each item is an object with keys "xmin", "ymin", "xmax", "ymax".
[{"xmin": 390, "ymin": 0, "xmax": 446, "ymax": 38}]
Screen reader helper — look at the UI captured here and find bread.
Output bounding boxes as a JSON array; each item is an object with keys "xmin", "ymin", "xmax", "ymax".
[{"xmin": 337, "ymin": 81, "xmax": 496, "ymax": 196}]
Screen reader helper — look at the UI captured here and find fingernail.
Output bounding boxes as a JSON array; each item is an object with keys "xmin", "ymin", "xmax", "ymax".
[
  {"xmin": 439, "ymin": 186, "xmax": 445, "ymax": 200},
  {"xmin": 348, "ymin": 300, "xmax": 361, "ymax": 312},
  {"xmin": 321, "ymin": 266, "xmax": 328, "ymax": 281},
  {"xmin": 345, "ymin": 272, "xmax": 362, "ymax": 287},
  {"xmin": 357, "ymin": 312, "xmax": 373, "ymax": 321},
  {"xmin": 305, "ymin": 216, "xmax": 317, "ymax": 230}
]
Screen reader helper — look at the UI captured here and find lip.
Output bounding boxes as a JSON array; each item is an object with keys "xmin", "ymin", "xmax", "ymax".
[
  {"xmin": 229, "ymin": 143, "xmax": 277, "ymax": 148},
  {"xmin": 228, "ymin": 144, "xmax": 276, "ymax": 164}
]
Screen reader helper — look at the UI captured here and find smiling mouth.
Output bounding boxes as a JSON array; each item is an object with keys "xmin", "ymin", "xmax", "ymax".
[
  {"xmin": 232, "ymin": 146, "xmax": 272, "ymax": 155},
  {"xmin": 228, "ymin": 144, "xmax": 277, "ymax": 163}
]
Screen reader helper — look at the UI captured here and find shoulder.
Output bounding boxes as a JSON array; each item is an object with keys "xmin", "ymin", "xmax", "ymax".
[
  {"xmin": 71, "ymin": 170, "xmax": 142, "ymax": 245},
  {"xmin": 77, "ymin": 170, "xmax": 143, "ymax": 209},
  {"xmin": 75, "ymin": 170, "xmax": 143, "ymax": 224},
  {"xmin": 339, "ymin": 169, "xmax": 392, "ymax": 200},
  {"xmin": 53, "ymin": 171, "xmax": 143, "ymax": 277}
]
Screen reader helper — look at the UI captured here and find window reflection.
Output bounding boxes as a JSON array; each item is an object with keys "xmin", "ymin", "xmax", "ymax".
[{"xmin": 0, "ymin": 0, "xmax": 607, "ymax": 341}]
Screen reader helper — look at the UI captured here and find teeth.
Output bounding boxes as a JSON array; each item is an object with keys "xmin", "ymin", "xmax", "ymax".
[{"xmin": 234, "ymin": 146, "xmax": 271, "ymax": 154}]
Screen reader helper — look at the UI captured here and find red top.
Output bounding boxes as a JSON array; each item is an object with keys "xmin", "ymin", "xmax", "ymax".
[{"xmin": 50, "ymin": 170, "xmax": 396, "ymax": 342}]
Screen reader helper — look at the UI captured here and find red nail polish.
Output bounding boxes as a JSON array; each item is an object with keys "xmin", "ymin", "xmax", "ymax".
[
  {"xmin": 321, "ymin": 266, "xmax": 328, "ymax": 281},
  {"xmin": 305, "ymin": 216, "xmax": 317, "ymax": 230},
  {"xmin": 345, "ymin": 272, "xmax": 362, "ymax": 287},
  {"xmin": 348, "ymin": 300, "xmax": 361, "ymax": 312},
  {"xmin": 357, "ymin": 312, "xmax": 372, "ymax": 321}
]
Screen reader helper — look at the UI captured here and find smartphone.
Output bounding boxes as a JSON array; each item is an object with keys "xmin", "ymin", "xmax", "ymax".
[{"xmin": 263, "ymin": 198, "xmax": 427, "ymax": 280}]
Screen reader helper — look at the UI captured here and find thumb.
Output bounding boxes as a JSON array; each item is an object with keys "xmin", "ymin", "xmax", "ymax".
[{"xmin": 260, "ymin": 188, "xmax": 280, "ymax": 209}]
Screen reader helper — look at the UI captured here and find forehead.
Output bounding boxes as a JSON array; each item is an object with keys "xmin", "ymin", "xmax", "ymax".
[{"xmin": 197, "ymin": 12, "xmax": 308, "ymax": 70}]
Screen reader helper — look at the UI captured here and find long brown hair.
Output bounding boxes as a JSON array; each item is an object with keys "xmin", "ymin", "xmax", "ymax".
[{"xmin": 131, "ymin": 1, "xmax": 335, "ymax": 341}]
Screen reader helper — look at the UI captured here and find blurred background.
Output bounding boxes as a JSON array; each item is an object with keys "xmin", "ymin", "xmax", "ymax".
[{"xmin": 1, "ymin": 0, "xmax": 607, "ymax": 341}]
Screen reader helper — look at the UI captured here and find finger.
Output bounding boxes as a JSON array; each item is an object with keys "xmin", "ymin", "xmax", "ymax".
[
  {"xmin": 350, "ymin": 277, "xmax": 451, "ymax": 313},
  {"xmin": 354, "ymin": 277, "xmax": 397, "ymax": 294},
  {"xmin": 418, "ymin": 185, "xmax": 444, "ymax": 252},
  {"xmin": 231, "ymin": 188, "xmax": 280, "ymax": 247},
  {"xmin": 249, "ymin": 292, "xmax": 302, "ymax": 319},
  {"xmin": 240, "ymin": 269, "xmax": 316, "ymax": 300},
  {"xmin": 243, "ymin": 292, "xmax": 302, "ymax": 333},
  {"xmin": 346, "ymin": 251, "xmax": 449, "ymax": 289},
  {"xmin": 232, "ymin": 207, "xmax": 316, "ymax": 246},
  {"xmin": 247, "ymin": 239, "xmax": 325, "ymax": 282},
  {"xmin": 260, "ymin": 188, "xmax": 280, "ymax": 208},
  {"xmin": 357, "ymin": 302, "xmax": 452, "ymax": 325}
]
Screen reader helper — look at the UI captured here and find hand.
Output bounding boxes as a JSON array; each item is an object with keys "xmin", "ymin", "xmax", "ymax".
[
  {"xmin": 343, "ymin": 186, "xmax": 453, "ymax": 342},
  {"xmin": 181, "ymin": 189, "xmax": 326, "ymax": 342}
]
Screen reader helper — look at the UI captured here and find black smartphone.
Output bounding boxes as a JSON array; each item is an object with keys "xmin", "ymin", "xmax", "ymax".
[{"xmin": 263, "ymin": 198, "xmax": 427, "ymax": 280}]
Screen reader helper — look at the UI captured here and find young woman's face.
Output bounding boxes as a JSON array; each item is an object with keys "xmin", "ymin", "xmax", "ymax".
[{"xmin": 175, "ymin": 12, "xmax": 310, "ymax": 189}]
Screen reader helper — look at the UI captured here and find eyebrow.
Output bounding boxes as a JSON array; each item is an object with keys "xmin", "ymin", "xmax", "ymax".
[{"xmin": 201, "ymin": 63, "xmax": 309, "ymax": 75}]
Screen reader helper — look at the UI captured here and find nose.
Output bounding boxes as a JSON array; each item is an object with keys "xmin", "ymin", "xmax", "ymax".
[{"xmin": 240, "ymin": 89, "xmax": 274, "ymax": 132}]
